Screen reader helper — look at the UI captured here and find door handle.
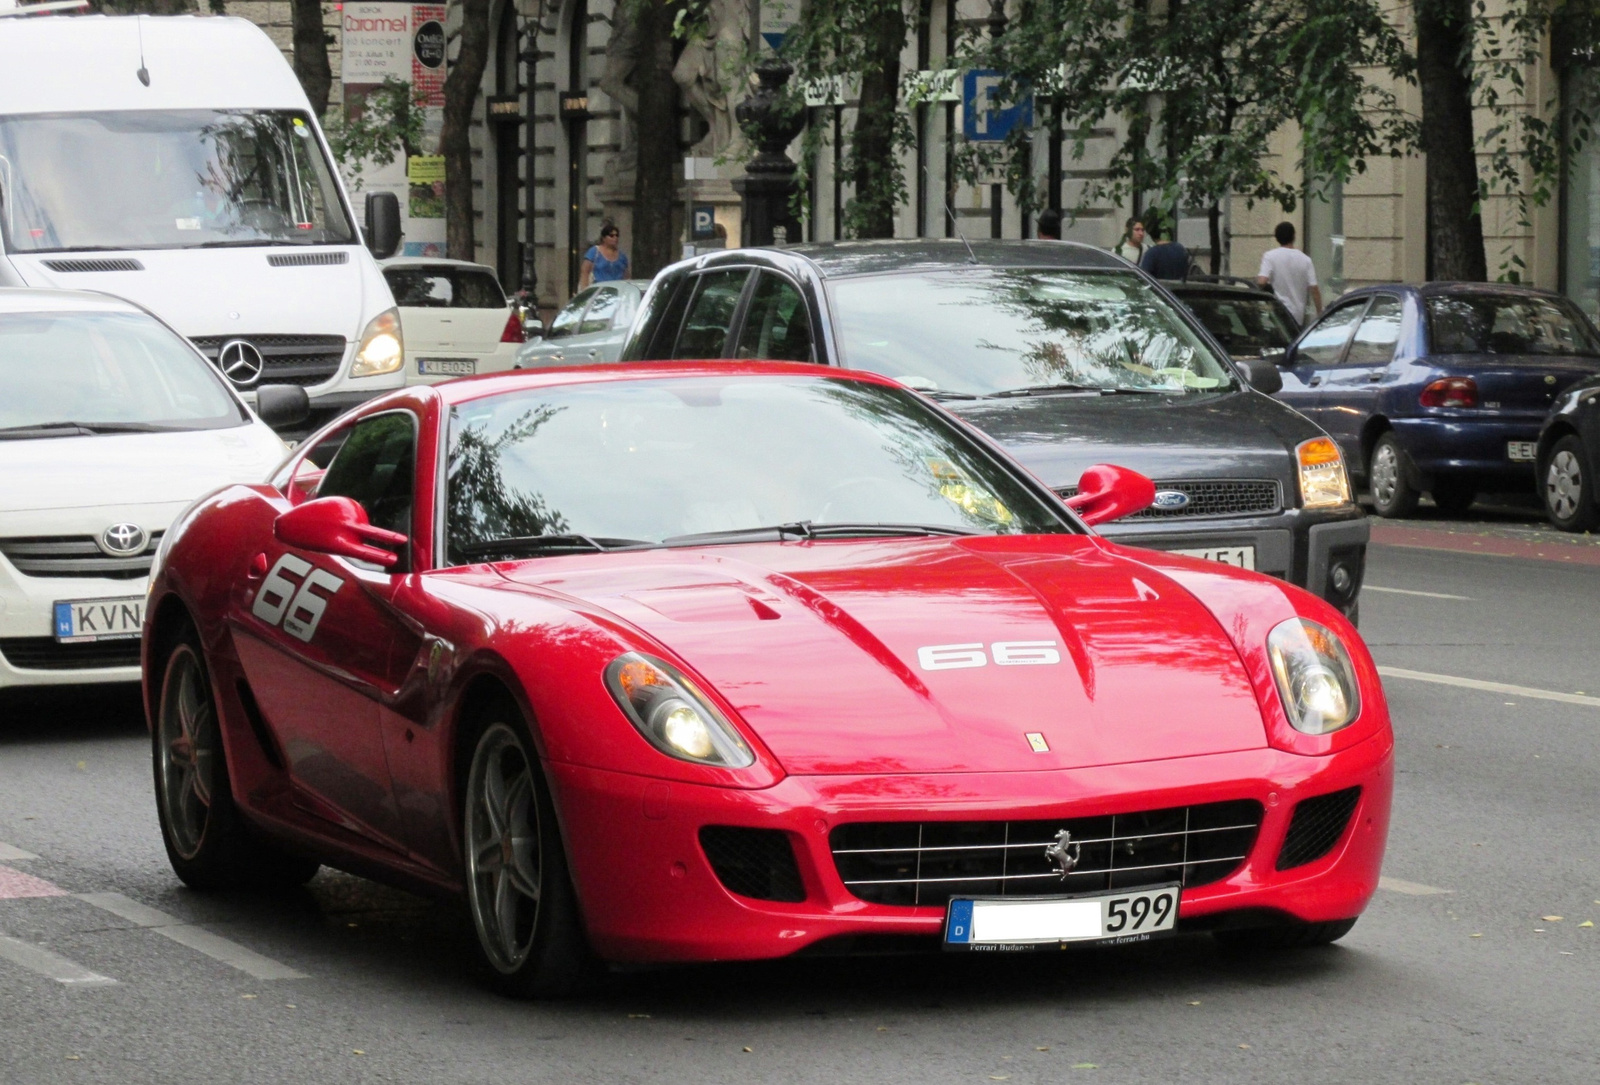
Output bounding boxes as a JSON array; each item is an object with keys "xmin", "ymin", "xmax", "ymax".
[
  {"xmin": 1367, "ymin": 371, "xmax": 1384, "ymax": 382},
  {"xmin": 586, "ymin": 349, "xmax": 600, "ymax": 359},
  {"xmin": 1308, "ymin": 376, "xmax": 1322, "ymax": 387}
]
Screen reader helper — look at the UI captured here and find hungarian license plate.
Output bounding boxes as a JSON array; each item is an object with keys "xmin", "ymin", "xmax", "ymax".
[
  {"xmin": 54, "ymin": 597, "xmax": 144, "ymax": 643},
  {"xmin": 1169, "ymin": 545, "xmax": 1256, "ymax": 569},
  {"xmin": 1507, "ymin": 441, "xmax": 1537, "ymax": 463},
  {"xmin": 945, "ymin": 884, "xmax": 1180, "ymax": 951},
  {"xmin": 418, "ymin": 357, "xmax": 475, "ymax": 376}
]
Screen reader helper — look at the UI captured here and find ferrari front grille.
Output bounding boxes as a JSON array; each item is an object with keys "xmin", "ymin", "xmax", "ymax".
[
  {"xmin": 0, "ymin": 533, "xmax": 162, "ymax": 579},
  {"xmin": 1276, "ymin": 786, "xmax": 1362, "ymax": 871},
  {"xmin": 1054, "ymin": 478, "xmax": 1282, "ymax": 519},
  {"xmin": 0, "ymin": 637, "xmax": 141, "ymax": 670},
  {"xmin": 831, "ymin": 800, "xmax": 1263, "ymax": 907},
  {"xmin": 699, "ymin": 826, "xmax": 807, "ymax": 903}
]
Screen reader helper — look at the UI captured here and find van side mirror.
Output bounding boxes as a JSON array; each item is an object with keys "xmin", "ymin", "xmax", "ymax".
[
  {"xmin": 1237, "ymin": 357, "xmax": 1284, "ymax": 395},
  {"xmin": 364, "ymin": 192, "xmax": 402, "ymax": 260},
  {"xmin": 274, "ymin": 496, "xmax": 407, "ymax": 567},
  {"xmin": 254, "ymin": 384, "xmax": 310, "ymax": 429},
  {"xmin": 1063, "ymin": 464, "xmax": 1156, "ymax": 526}
]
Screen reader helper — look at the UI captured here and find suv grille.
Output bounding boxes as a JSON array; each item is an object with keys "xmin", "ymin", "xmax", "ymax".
[
  {"xmin": 189, "ymin": 334, "xmax": 346, "ymax": 387},
  {"xmin": 1055, "ymin": 478, "xmax": 1281, "ymax": 519},
  {"xmin": 0, "ymin": 637, "xmax": 141, "ymax": 670},
  {"xmin": 831, "ymin": 800, "xmax": 1263, "ymax": 907},
  {"xmin": 0, "ymin": 533, "xmax": 162, "ymax": 579},
  {"xmin": 1276, "ymin": 787, "xmax": 1362, "ymax": 871},
  {"xmin": 700, "ymin": 826, "xmax": 807, "ymax": 902}
]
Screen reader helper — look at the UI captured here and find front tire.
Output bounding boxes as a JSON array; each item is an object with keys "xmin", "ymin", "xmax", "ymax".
[
  {"xmin": 1213, "ymin": 917, "xmax": 1358, "ymax": 952},
  {"xmin": 1367, "ymin": 434, "xmax": 1419, "ymax": 518},
  {"xmin": 1543, "ymin": 435, "xmax": 1598, "ymax": 532},
  {"xmin": 462, "ymin": 717, "xmax": 596, "ymax": 998}
]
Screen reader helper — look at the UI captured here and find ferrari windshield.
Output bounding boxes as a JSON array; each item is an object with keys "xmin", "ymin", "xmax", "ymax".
[
  {"xmin": 0, "ymin": 110, "xmax": 353, "ymax": 253},
  {"xmin": 829, "ymin": 269, "xmax": 1238, "ymax": 397},
  {"xmin": 444, "ymin": 375, "xmax": 1072, "ymax": 562}
]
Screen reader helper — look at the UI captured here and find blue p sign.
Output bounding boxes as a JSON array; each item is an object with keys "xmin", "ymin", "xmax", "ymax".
[{"xmin": 962, "ymin": 69, "xmax": 1033, "ymax": 142}]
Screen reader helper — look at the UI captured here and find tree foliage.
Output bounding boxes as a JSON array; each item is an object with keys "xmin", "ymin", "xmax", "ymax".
[{"xmin": 324, "ymin": 78, "xmax": 425, "ymax": 186}]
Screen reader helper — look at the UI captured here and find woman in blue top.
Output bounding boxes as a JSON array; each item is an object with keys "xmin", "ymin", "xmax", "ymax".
[{"xmin": 579, "ymin": 221, "xmax": 629, "ymax": 288}]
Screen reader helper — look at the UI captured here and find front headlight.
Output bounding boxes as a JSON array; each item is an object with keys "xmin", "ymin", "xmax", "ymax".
[
  {"xmin": 604, "ymin": 652, "xmax": 755, "ymax": 767},
  {"xmin": 1297, "ymin": 436, "xmax": 1352, "ymax": 508},
  {"xmin": 351, "ymin": 308, "xmax": 404, "ymax": 377},
  {"xmin": 1267, "ymin": 618, "xmax": 1361, "ymax": 735}
]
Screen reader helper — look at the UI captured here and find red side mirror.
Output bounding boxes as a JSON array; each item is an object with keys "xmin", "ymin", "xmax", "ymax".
[
  {"xmin": 1063, "ymin": 464, "xmax": 1156, "ymax": 527},
  {"xmin": 274, "ymin": 497, "xmax": 408, "ymax": 567}
]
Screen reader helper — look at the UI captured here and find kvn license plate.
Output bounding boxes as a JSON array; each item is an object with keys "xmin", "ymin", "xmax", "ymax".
[
  {"xmin": 54, "ymin": 597, "xmax": 144, "ymax": 643},
  {"xmin": 1169, "ymin": 545, "xmax": 1256, "ymax": 569},
  {"xmin": 944, "ymin": 883, "xmax": 1180, "ymax": 951},
  {"xmin": 418, "ymin": 357, "xmax": 476, "ymax": 376}
]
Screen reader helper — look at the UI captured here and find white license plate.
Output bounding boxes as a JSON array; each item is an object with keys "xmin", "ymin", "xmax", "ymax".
[
  {"xmin": 945, "ymin": 884, "xmax": 1180, "ymax": 950},
  {"xmin": 1169, "ymin": 545, "xmax": 1256, "ymax": 569},
  {"xmin": 418, "ymin": 357, "xmax": 475, "ymax": 376},
  {"xmin": 1507, "ymin": 441, "xmax": 1537, "ymax": 463},
  {"xmin": 54, "ymin": 596, "xmax": 144, "ymax": 643}
]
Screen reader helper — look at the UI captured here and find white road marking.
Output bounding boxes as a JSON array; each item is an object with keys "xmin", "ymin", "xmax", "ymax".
[
  {"xmin": 0, "ymin": 842, "xmax": 39, "ymax": 861},
  {"xmin": 1377, "ymin": 667, "xmax": 1600, "ymax": 709},
  {"xmin": 77, "ymin": 893, "xmax": 308, "ymax": 981},
  {"xmin": 1364, "ymin": 585, "xmax": 1474, "ymax": 601},
  {"xmin": 1379, "ymin": 876, "xmax": 1452, "ymax": 896},
  {"xmin": 0, "ymin": 934, "xmax": 116, "ymax": 987}
]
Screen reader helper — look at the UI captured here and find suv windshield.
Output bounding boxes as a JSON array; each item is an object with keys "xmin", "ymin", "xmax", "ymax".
[
  {"xmin": 1180, "ymin": 292, "xmax": 1296, "ymax": 355},
  {"xmin": 0, "ymin": 311, "xmax": 243, "ymax": 433},
  {"xmin": 1426, "ymin": 294, "xmax": 1600, "ymax": 357},
  {"xmin": 444, "ymin": 375, "xmax": 1071, "ymax": 563},
  {"xmin": 0, "ymin": 110, "xmax": 353, "ymax": 253},
  {"xmin": 828, "ymin": 269, "xmax": 1238, "ymax": 396}
]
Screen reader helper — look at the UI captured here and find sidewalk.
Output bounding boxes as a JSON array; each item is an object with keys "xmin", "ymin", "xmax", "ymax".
[{"xmin": 1365, "ymin": 494, "xmax": 1600, "ymax": 566}]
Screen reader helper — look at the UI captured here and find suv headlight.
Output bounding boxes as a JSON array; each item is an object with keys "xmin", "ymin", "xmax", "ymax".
[
  {"xmin": 604, "ymin": 653, "xmax": 755, "ymax": 767},
  {"xmin": 351, "ymin": 308, "xmax": 404, "ymax": 377},
  {"xmin": 1267, "ymin": 618, "xmax": 1361, "ymax": 734},
  {"xmin": 1297, "ymin": 437, "xmax": 1352, "ymax": 508}
]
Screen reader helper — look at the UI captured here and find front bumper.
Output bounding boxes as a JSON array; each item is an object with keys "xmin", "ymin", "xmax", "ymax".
[
  {"xmin": 1388, "ymin": 415, "xmax": 1544, "ymax": 488},
  {"xmin": 548, "ymin": 733, "xmax": 1393, "ymax": 963},
  {"xmin": 0, "ymin": 556, "xmax": 146, "ymax": 689}
]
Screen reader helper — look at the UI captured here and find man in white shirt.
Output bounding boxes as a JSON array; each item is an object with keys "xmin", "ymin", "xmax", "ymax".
[{"xmin": 1257, "ymin": 221, "xmax": 1322, "ymax": 326}]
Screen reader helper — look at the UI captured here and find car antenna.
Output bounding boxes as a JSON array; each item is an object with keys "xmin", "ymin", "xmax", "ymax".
[
  {"xmin": 136, "ymin": 14, "xmax": 151, "ymax": 86},
  {"xmin": 943, "ymin": 197, "xmax": 978, "ymax": 265}
]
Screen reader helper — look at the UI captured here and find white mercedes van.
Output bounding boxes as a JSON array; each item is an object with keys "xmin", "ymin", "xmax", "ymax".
[{"xmin": 0, "ymin": 15, "xmax": 406, "ymax": 425}]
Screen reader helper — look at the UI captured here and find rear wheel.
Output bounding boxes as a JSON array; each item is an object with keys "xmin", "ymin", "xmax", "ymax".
[
  {"xmin": 1543, "ymin": 435, "xmax": 1599, "ymax": 532},
  {"xmin": 1429, "ymin": 481, "xmax": 1477, "ymax": 516},
  {"xmin": 1367, "ymin": 434, "xmax": 1419, "ymax": 518},
  {"xmin": 1213, "ymin": 917, "xmax": 1358, "ymax": 952}
]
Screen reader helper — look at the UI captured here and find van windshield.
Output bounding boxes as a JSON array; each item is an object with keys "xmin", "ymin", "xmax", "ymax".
[{"xmin": 0, "ymin": 110, "xmax": 354, "ymax": 253}]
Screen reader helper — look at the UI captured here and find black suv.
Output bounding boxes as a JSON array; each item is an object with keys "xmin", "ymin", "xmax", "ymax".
[{"xmin": 622, "ymin": 240, "xmax": 1369, "ymax": 619}]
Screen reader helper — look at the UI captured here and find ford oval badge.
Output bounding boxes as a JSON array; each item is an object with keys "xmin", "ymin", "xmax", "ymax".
[{"xmin": 1152, "ymin": 490, "xmax": 1190, "ymax": 510}]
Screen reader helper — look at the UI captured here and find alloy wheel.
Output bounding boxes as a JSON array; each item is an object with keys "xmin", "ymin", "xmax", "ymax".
[
  {"xmin": 464, "ymin": 724, "xmax": 543, "ymax": 974},
  {"xmin": 1547, "ymin": 449, "xmax": 1584, "ymax": 520},
  {"xmin": 157, "ymin": 645, "xmax": 217, "ymax": 861}
]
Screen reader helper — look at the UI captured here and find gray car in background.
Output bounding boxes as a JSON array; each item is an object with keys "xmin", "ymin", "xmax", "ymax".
[{"xmin": 516, "ymin": 279, "xmax": 652, "ymax": 368}]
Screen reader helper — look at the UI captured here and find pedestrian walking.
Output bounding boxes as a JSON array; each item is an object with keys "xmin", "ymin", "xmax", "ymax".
[
  {"xmin": 1138, "ymin": 216, "xmax": 1189, "ymax": 280},
  {"xmin": 579, "ymin": 221, "xmax": 629, "ymax": 289},
  {"xmin": 1257, "ymin": 221, "xmax": 1322, "ymax": 327},
  {"xmin": 1036, "ymin": 209, "xmax": 1063, "ymax": 240},
  {"xmin": 1114, "ymin": 217, "xmax": 1147, "ymax": 263}
]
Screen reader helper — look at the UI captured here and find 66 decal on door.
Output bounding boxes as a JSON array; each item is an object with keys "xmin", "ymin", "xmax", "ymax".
[{"xmin": 250, "ymin": 554, "xmax": 345, "ymax": 643}]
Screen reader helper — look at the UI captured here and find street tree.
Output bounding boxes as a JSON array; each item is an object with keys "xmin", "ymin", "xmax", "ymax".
[
  {"xmin": 441, "ymin": 0, "xmax": 492, "ymax": 260},
  {"xmin": 290, "ymin": 0, "xmax": 334, "ymax": 118}
]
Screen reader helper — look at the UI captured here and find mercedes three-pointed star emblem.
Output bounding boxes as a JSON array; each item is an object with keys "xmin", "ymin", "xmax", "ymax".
[{"xmin": 217, "ymin": 338, "xmax": 265, "ymax": 387}]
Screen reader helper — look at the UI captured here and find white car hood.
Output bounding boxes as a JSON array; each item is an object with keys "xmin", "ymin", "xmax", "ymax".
[{"xmin": 0, "ymin": 425, "xmax": 286, "ymax": 513}]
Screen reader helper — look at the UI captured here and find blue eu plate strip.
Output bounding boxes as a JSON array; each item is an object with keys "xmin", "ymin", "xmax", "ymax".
[
  {"xmin": 53, "ymin": 603, "xmax": 73, "ymax": 638},
  {"xmin": 945, "ymin": 899, "xmax": 974, "ymax": 944}
]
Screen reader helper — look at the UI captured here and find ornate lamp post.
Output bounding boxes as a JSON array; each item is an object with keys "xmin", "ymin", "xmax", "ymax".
[{"xmin": 733, "ymin": 58, "xmax": 806, "ymax": 247}]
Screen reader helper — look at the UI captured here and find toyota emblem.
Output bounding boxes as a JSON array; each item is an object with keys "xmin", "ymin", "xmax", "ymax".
[
  {"xmin": 217, "ymin": 338, "xmax": 265, "ymax": 387},
  {"xmin": 99, "ymin": 523, "xmax": 148, "ymax": 557}
]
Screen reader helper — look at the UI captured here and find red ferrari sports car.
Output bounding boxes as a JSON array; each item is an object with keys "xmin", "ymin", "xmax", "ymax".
[{"xmin": 142, "ymin": 362, "xmax": 1392, "ymax": 996}]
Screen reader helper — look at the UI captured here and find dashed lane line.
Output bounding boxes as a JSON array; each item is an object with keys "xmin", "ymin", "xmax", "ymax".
[
  {"xmin": 77, "ymin": 892, "xmax": 308, "ymax": 981},
  {"xmin": 1379, "ymin": 877, "xmax": 1452, "ymax": 896},
  {"xmin": 0, "ymin": 842, "xmax": 39, "ymax": 861},
  {"xmin": 0, "ymin": 935, "xmax": 116, "ymax": 987},
  {"xmin": 1377, "ymin": 666, "xmax": 1600, "ymax": 709},
  {"xmin": 1363, "ymin": 586, "xmax": 1475, "ymax": 601}
]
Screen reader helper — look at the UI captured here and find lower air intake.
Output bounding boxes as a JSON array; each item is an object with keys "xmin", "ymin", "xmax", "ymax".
[
  {"xmin": 1276, "ymin": 787, "xmax": 1362, "ymax": 871},
  {"xmin": 699, "ymin": 826, "xmax": 807, "ymax": 903}
]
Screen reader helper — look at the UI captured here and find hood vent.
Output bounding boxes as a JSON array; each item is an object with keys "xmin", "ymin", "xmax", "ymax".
[
  {"xmin": 42, "ymin": 258, "xmax": 145, "ymax": 273},
  {"xmin": 267, "ymin": 251, "xmax": 349, "ymax": 267}
]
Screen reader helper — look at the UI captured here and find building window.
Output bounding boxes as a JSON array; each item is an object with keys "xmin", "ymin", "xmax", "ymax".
[{"xmin": 1562, "ymin": 67, "xmax": 1600, "ymax": 322}]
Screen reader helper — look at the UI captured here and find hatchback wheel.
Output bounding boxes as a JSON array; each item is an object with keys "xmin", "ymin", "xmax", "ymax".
[
  {"xmin": 1367, "ymin": 434, "xmax": 1419, "ymax": 518},
  {"xmin": 1543, "ymin": 435, "xmax": 1598, "ymax": 532}
]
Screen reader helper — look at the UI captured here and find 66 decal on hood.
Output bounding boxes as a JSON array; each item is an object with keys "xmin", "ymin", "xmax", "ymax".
[{"xmin": 143, "ymin": 363, "xmax": 1392, "ymax": 997}]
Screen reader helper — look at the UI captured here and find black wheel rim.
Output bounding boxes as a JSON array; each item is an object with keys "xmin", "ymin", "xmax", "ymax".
[
  {"xmin": 156, "ymin": 645, "xmax": 217, "ymax": 861},
  {"xmin": 464, "ymin": 723, "xmax": 543, "ymax": 974}
]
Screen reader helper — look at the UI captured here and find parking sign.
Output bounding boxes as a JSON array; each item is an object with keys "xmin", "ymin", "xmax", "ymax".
[{"xmin": 962, "ymin": 69, "xmax": 1032, "ymax": 142}]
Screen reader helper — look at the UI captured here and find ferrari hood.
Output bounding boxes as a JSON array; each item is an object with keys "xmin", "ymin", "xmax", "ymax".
[{"xmin": 498, "ymin": 535, "xmax": 1269, "ymax": 775}]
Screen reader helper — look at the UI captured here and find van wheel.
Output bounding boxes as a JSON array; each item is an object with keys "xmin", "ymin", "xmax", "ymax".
[{"xmin": 1367, "ymin": 434, "xmax": 1419, "ymax": 518}]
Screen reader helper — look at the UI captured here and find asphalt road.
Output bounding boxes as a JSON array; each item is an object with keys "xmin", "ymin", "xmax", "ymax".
[{"xmin": 2, "ymin": 520, "xmax": 1598, "ymax": 1084}]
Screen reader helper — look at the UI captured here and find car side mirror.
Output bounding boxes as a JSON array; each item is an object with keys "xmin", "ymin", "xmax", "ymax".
[
  {"xmin": 254, "ymin": 384, "xmax": 310, "ymax": 429},
  {"xmin": 1237, "ymin": 357, "xmax": 1284, "ymax": 395},
  {"xmin": 1062, "ymin": 464, "xmax": 1156, "ymax": 526},
  {"xmin": 364, "ymin": 191, "xmax": 402, "ymax": 260},
  {"xmin": 274, "ymin": 496, "xmax": 407, "ymax": 567}
]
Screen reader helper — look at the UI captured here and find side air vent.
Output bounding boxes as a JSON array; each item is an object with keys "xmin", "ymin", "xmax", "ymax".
[
  {"xmin": 700, "ymin": 826, "xmax": 807, "ymax": 902},
  {"xmin": 267, "ymin": 251, "xmax": 349, "ymax": 267},
  {"xmin": 42, "ymin": 258, "xmax": 145, "ymax": 273},
  {"xmin": 1276, "ymin": 787, "xmax": 1362, "ymax": 871}
]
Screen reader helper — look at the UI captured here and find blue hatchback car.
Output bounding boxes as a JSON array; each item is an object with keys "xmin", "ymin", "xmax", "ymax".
[{"xmin": 1275, "ymin": 283, "xmax": 1600, "ymax": 516}]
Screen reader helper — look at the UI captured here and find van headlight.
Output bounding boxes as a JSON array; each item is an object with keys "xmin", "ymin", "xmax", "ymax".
[
  {"xmin": 1297, "ymin": 437, "xmax": 1352, "ymax": 508},
  {"xmin": 351, "ymin": 308, "xmax": 404, "ymax": 377},
  {"xmin": 604, "ymin": 653, "xmax": 755, "ymax": 767},
  {"xmin": 1267, "ymin": 618, "xmax": 1361, "ymax": 734}
]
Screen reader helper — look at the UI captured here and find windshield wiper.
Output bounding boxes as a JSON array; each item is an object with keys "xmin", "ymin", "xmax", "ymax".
[
  {"xmin": 663, "ymin": 521, "xmax": 981, "ymax": 546},
  {"xmin": 804, "ymin": 522, "xmax": 982, "ymax": 538},
  {"xmin": 458, "ymin": 534, "xmax": 653, "ymax": 559},
  {"xmin": 985, "ymin": 383, "xmax": 1178, "ymax": 398},
  {"xmin": 0, "ymin": 421, "xmax": 172, "ymax": 439},
  {"xmin": 916, "ymin": 389, "xmax": 979, "ymax": 401}
]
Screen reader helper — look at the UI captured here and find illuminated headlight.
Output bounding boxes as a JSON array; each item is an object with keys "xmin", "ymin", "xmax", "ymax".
[
  {"xmin": 1267, "ymin": 618, "xmax": 1361, "ymax": 735},
  {"xmin": 604, "ymin": 652, "xmax": 755, "ymax": 767},
  {"xmin": 1297, "ymin": 437, "xmax": 1352, "ymax": 509},
  {"xmin": 351, "ymin": 308, "xmax": 404, "ymax": 377}
]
